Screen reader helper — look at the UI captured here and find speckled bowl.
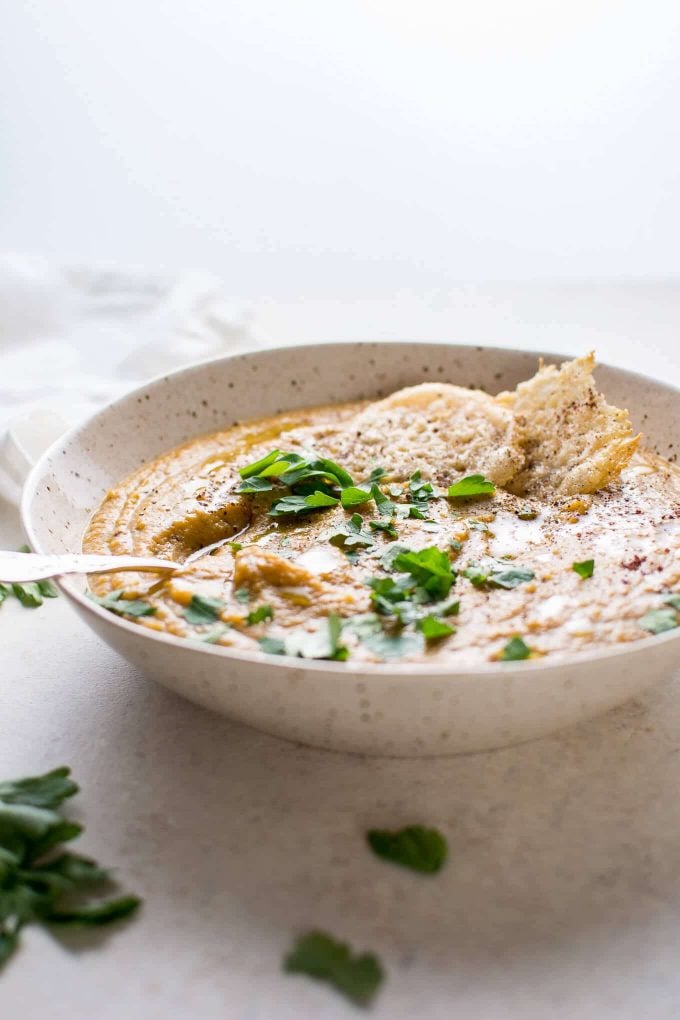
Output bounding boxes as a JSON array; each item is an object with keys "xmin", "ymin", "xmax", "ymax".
[{"xmin": 21, "ymin": 343, "xmax": 680, "ymax": 756}]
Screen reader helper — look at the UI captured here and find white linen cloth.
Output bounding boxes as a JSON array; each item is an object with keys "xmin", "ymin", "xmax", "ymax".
[{"xmin": 0, "ymin": 254, "xmax": 255, "ymax": 505}]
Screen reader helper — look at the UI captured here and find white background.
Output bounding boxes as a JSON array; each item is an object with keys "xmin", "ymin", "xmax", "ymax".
[{"xmin": 2, "ymin": 0, "xmax": 680, "ymax": 297}]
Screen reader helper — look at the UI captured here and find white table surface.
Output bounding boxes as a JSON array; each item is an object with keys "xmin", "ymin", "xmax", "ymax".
[{"xmin": 2, "ymin": 282, "xmax": 680, "ymax": 1018}]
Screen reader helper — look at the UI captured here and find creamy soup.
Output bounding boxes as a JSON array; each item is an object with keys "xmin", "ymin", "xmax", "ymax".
[{"xmin": 84, "ymin": 356, "xmax": 680, "ymax": 665}]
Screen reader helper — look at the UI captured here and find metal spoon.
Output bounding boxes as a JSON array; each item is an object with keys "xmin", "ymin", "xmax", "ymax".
[{"xmin": 0, "ymin": 550, "xmax": 178, "ymax": 584}]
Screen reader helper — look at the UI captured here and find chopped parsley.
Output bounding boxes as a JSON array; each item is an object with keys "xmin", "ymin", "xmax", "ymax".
[
  {"xmin": 572, "ymin": 559, "xmax": 595, "ymax": 579},
  {"xmin": 367, "ymin": 825, "xmax": 447, "ymax": 874},
  {"xmin": 500, "ymin": 636, "xmax": 532, "ymax": 661},
  {"xmin": 258, "ymin": 636, "xmax": 286, "ymax": 655},
  {"xmin": 369, "ymin": 519, "xmax": 398, "ymax": 540},
  {"xmin": 326, "ymin": 514, "xmax": 374, "ymax": 552},
  {"xmin": 258, "ymin": 614, "xmax": 348, "ymax": 661},
  {"xmin": 370, "ymin": 483, "xmax": 397, "ymax": 518},
  {"xmin": 405, "ymin": 470, "xmax": 436, "ymax": 520},
  {"xmin": 183, "ymin": 594, "xmax": 225, "ymax": 625},
  {"xmin": 234, "ymin": 587, "xmax": 250, "ymax": 603},
  {"xmin": 639, "ymin": 607, "xmax": 679, "ymax": 634},
  {"xmin": 238, "ymin": 450, "xmax": 356, "ymax": 518},
  {"xmin": 89, "ymin": 590, "xmax": 156, "ymax": 618},
  {"xmin": 284, "ymin": 930, "xmax": 384, "ymax": 1007},
  {"xmin": 0, "ymin": 766, "xmax": 140, "ymax": 970},
  {"xmin": 269, "ymin": 491, "xmax": 339, "ymax": 516},
  {"xmin": 462, "ymin": 560, "xmax": 535, "ymax": 590},
  {"xmin": 392, "ymin": 546, "xmax": 455, "ymax": 600},
  {"xmin": 3, "ymin": 547, "xmax": 60, "ymax": 608},
  {"xmin": 246, "ymin": 605, "xmax": 274, "ymax": 626},
  {"xmin": 417, "ymin": 615, "xmax": 456, "ymax": 640},
  {"xmin": 340, "ymin": 486, "xmax": 373, "ymax": 509},
  {"xmin": 447, "ymin": 474, "xmax": 496, "ymax": 499}
]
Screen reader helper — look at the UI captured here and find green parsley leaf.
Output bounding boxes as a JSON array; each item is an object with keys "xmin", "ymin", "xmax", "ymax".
[
  {"xmin": 340, "ymin": 486, "xmax": 373, "ymax": 509},
  {"xmin": 393, "ymin": 547, "xmax": 455, "ymax": 599},
  {"xmin": 227, "ymin": 541, "xmax": 243, "ymax": 553},
  {"xmin": 269, "ymin": 491, "xmax": 339, "ymax": 517},
  {"xmin": 246, "ymin": 605, "xmax": 274, "ymax": 625},
  {"xmin": 500, "ymin": 636, "xmax": 532, "ymax": 661},
  {"xmin": 45, "ymin": 895, "xmax": 141, "ymax": 927},
  {"xmin": 447, "ymin": 474, "xmax": 496, "ymax": 499},
  {"xmin": 189, "ymin": 624, "xmax": 229, "ymax": 644},
  {"xmin": 0, "ymin": 767, "xmax": 78, "ymax": 810},
  {"xmin": 37, "ymin": 579, "xmax": 59, "ymax": 599},
  {"xmin": 369, "ymin": 519, "xmax": 398, "ymax": 540},
  {"xmin": 327, "ymin": 514, "xmax": 374, "ymax": 552},
  {"xmin": 259, "ymin": 615, "xmax": 348, "ymax": 660},
  {"xmin": 572, "ymin": 559, "xmax": 595, "ymax": 579},
  {"xmin": 462, "ymin": 561, "xmax": 534, "ymax": 590},
  {"xmin": 238, "ymin": 449, "xmax": 282, "ymax": 479},
  {"xmin": 237, "ymin": 475, "xmax": 275, "ymax": 494},
  {"xmin": 370, "ymin": 484, "xmax": 397, "ymax": 518},
  {"xmin": 359, "ymin": 627, "xmax": 424, "ymax": 661},
  {"xmin": 11, "ymin": 582, "xmax": 43, "ymax": 608},
  {"xmin": 367, "ymin": 825, "xmax": 447, "ymax": 873},
  {"xmin": 285, "ymin": 613, "xmax": 349, "ymax": 661},
  {"xmin": 89, "ymin": 590, "xmax": 157, "ymax": 618},
  {"xmin": 379, "ymin": 543, "xmax": 412, "ymax": 572},
  {"xmin": 259, "ymin": 636, "xmax": 286, "ymax": 655},
  {"xmin": 366, "ymin": 576, "xmax": 414, "ymax": 618},
  {"xmin": 417, "ymin": 615, "xmax": 456, "ymax": 640},
  {"xmin": 639, "ymin": 607, "xmax": 679, "ymax": 634},
  {"xmin": 183, "ymin": 594, "xmax": 225, "ymax": 625},
  {"xmin": 0, "ymin": 583, "xmax": 10, "ymax": 606},
  {"xmin": 365, "ymin": 467, "xmax": 386, "ymax": 485},
  {"xmin": 234, "ymin": 587, "xmax": 250, "ymax": 603},
  {"xmin": 284, "ymin": 930, "xmax": 384, "ymax": 1007}
]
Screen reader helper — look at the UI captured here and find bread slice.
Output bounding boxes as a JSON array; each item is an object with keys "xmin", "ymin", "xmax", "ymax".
[
  {"xmin": 498, "ymin": 353, "xmax": 640, "ymax": 496},
  {"xmin": 324, "ymin": 382, "xmax": 525, "ymax": 485}
]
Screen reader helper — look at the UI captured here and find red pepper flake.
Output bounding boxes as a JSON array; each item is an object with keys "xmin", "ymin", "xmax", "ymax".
[{"xmin": 621, "ymin": 554, "xmax": 646, "ymax": 571}]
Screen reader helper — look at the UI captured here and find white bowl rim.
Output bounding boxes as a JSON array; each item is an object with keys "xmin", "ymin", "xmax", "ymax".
[{"xmin": 20, "ymin": 340, "xmax": 680, "ymax": 679}]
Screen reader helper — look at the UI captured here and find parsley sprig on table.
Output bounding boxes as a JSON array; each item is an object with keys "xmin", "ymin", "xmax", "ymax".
[
  {"xmin": 0, "ymin": 766, "xmax": 140, "ymax": 970},
  {"xmin": 284, "ymin": 931, "xmax": 384, "ymax": 1007},
  {"xmin": 0, "ymin": 546, "xmax": 59, "ymax": 610},
  {"xmin": 367, "ymin": 825, "xmax": 447, "ymax": 874}
]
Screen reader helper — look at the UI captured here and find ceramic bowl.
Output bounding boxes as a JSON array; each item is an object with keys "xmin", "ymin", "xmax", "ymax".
[{"xmin": 21, "ymin": 343, "xmax": 680, "ymax": 757}]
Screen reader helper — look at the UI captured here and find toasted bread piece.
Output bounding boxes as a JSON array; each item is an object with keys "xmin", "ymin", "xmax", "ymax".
[
  {"xmin": 322, "ymin": 382, "xmax": 525, "ymax": 485},
  {"xmin": 498, "ymin": 353, "xmax": 640, "ymax": 496}
]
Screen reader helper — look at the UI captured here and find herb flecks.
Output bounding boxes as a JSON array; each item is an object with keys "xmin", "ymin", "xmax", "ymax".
[
  {"xmin": 367, "ymin": 825, "xmax": 447, "ymax": 874},
  {"xmin": 284, "ymin": 930, "xmax": 384, "ymax": 1007},
  {"xmin": 0, "ymin": 766, "xmax": 140, "ymax": 971},
  {"xmin": 572, "ymin": 559, "xmax": 595, "ymax": 579}
]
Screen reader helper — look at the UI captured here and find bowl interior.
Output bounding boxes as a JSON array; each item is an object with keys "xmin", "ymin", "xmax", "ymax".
[{"xmin": 23, "ymin": 341, "xmax": 678, "ymax": 569}]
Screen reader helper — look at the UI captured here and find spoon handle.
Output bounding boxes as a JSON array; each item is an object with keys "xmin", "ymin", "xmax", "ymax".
[{"xmin": 0, "ymin": 551, "xmax": 178, "ymax": 583}]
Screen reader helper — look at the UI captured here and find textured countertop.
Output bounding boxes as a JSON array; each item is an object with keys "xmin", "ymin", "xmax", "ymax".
[{"xmin": 2, "ymin": 283, "xmax": 680, "ymax": 1018}]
